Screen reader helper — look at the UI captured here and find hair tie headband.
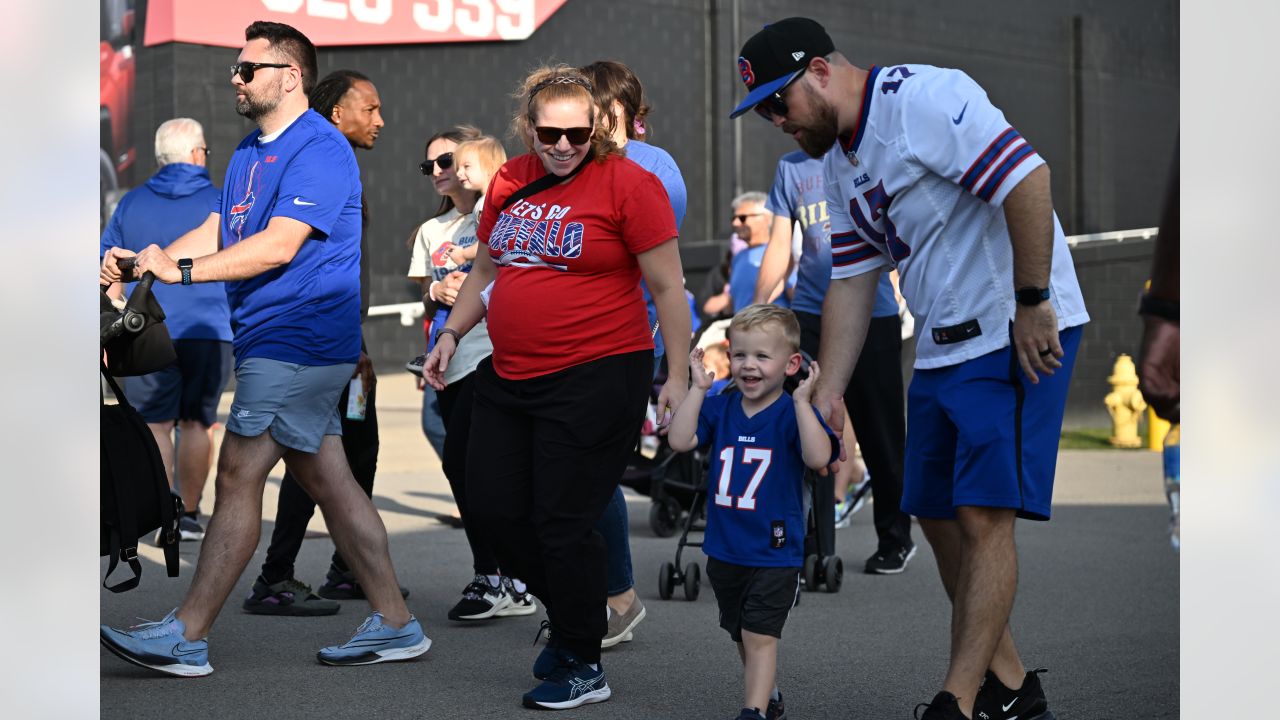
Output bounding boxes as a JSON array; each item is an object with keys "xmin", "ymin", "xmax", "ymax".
[{"xmin": 528, "ymin": 75, "xmax": 594, "ymax": 105}]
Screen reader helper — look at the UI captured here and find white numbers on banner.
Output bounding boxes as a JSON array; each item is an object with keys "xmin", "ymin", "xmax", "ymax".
[
  {"xmin": 262, "ymin": 0, "xmax": 534, "ymax": 36},
  {"xmin": 713, "ymin": 446, "xmax": 773, "ymax": 511}
]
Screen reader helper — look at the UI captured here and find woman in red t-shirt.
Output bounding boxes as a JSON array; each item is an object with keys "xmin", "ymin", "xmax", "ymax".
[{"xmin": 423, "ymin": 65, "xmax": 690, "ymax": 710}]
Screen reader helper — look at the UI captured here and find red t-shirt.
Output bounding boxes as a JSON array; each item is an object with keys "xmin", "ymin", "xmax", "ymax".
[{"xmin": 478, "ymin": 153, "xmax": 677, "ymax": 379}]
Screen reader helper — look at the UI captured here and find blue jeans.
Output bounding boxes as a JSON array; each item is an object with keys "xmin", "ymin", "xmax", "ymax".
[
  {"xmin": 596, "ymin": 486, "xmax": 633, "ymax": 595},
  {"xmin": 421, "ymin": 384, "xmax": 447, "ymax": 460}
]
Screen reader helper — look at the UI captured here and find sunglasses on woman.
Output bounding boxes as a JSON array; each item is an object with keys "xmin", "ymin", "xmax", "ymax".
[
  {"xmin": 534, "ymin": 126, "xmax": 593, "ymax": 145},
  {"xmin": 229, "ymin": 61, "xmax": 292, "ymax": 84},
  {"xmin": 419, "ymin": 152, "xmax": 454, "ymax": 175}
]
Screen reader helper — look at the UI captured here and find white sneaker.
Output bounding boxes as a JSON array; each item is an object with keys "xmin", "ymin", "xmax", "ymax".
[{"xmin": 496, "ymin": 577, "xmax": 538, "ymax": 617}]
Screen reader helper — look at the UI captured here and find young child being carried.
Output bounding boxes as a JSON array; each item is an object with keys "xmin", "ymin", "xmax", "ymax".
[{"xmin": 668, "ymin": 303, "xmax": 838, "ymax": 720}]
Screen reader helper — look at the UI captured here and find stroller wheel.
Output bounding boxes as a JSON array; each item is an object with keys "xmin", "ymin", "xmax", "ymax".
[
  {"xmin": 683, "ymin": 562, "xmax": 701, "ymax": 601},
  {"xmin": 802, "ymin": 554, "xmax": 820, "ymax": 592},
  {"xmin": 823, "ymin": 555, "xmax": 844, "ymax": 593},
  {"xmin": 658, "ymin": 561, "xmax": 676, "ymax": 600},
  {"xmin": 649, "ymin": 498, "xmax": 682, "ymax": 538}
]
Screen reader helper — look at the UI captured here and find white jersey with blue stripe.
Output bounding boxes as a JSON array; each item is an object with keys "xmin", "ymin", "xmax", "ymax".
[{"xmin": 823, "ymin": 64, "xmax": 1089, "ymax": 369}]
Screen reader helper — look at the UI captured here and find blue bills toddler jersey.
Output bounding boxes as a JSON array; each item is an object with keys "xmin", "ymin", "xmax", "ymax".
[{"xmin": 697, "ymin": 392, "xmax": 837, "ymax": 567}]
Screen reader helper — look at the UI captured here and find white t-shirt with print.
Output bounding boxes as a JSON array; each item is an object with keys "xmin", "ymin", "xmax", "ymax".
[{"xmin": 407, "ymin": 206, "xmax": 492, "ymax": 383}]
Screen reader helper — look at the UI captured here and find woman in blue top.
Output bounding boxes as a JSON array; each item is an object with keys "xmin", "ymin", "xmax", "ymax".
[{"xmin": 579, "ymin": 60, "xmax": 690, "ymax": 649}]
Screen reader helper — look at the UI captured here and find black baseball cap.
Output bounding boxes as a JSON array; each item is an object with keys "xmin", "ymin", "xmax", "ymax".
[{"xmin": 730, "ymin": 17, "xmax": 835, "ymax": 119}]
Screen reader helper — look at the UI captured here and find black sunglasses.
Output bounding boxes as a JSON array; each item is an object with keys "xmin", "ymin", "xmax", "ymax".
[
  {"xmin": 230, "ymin": 61, "xmax": 292, "ymax": 84},
  {"xmin": 419, "ymin": 152, "xmax": 454, "ymax": 175},
  {"xmin": 753, "ymin": 68, "xmax": 808, "ymax": 121},
  {"xmin": 732, "ymin": 212, "xmax": 765, "ymax": 223},
  {"xmin": 534, "ymin": 126, "xmax": 593, "ymax": 145}
]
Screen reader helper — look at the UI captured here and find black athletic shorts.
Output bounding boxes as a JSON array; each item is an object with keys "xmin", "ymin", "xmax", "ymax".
[{"xmin": 706, "ymin": 556, "xmax": 800, "ymax": 642}]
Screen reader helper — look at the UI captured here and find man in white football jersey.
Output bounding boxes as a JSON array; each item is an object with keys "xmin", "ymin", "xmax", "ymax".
[{"xmin": 730, "ymin": 17, "xmax": 1089, "ymax": 720}]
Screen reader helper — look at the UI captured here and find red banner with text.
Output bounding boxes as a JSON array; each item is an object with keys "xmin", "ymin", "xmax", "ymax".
[{"xmin": 144, "ymin": 0, "xmax": 568, "ymax": 48}]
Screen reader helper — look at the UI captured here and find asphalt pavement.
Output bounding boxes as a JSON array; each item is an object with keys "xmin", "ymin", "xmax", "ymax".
[{"xmin": 100, "ymin": 373, "xmax": 1179, "ymax": 719}]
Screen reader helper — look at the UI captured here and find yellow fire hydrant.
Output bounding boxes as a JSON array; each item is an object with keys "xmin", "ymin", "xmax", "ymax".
[{"xmin": 1105, "ymin": 354, "xmax": 1146, "ymax": 448}]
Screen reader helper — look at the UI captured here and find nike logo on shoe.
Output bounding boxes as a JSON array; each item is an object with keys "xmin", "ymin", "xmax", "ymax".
[
  {"xmin": 171, "ymin": 643, "xmax": 205, "ymax": 657},
  {"xmin": 1003, "ymin": 697, "xmax": 1019, "ymax": 711}
]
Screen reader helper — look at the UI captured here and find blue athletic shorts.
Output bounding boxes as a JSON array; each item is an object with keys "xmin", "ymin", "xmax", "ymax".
[
  {"xmin": 124, "ymin": 340, "xmax": 233, "ymax": 426},
  {"xmin": 902, "ymin": 324, "xmax": 1083, "ymax": 521},
  {"xmin": 224, "ymin": 358, "xmax": 354, "ymax": 453}
]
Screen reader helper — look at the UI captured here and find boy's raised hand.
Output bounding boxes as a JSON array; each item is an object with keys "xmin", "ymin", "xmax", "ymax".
[
  {"xmin": 689, "ymin": 348, "xmax": 713, "ymax": 391},
  {"xmin": 794, "ymin": 360, "xmax": 819, "ymax": 404}
]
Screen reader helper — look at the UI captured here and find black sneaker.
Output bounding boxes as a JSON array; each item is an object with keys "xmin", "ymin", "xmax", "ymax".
[
  {"xmin": 974, "ymin": 668, "xmax": 1056, "ymax": 720},
  {"xmin": 735, "ymin": 709, "xmax": 766, "ymax": 720},
  {"xmin": 316, "ymin": 564, "xmax": 410, "ymax": 600},
  {"xmin": 865, "ymin": 543, "xmax": 918, "ymax": 574},
  {"xmin": 766, "ymin": 690, "xmax": 786, "ymax": 720},
  {"xmin": 405, "ymin": 354, "xmax": 426, "ymax": 377},
  {"xmin": 914, "ymin": 691, "xmax": 968, "ymax": 720},
  {"xmin": 243, "ymin": 576, "xmax": 340, "ymax": 616},
  {"xmin": 446, "ymin": 575, "xmax": 511, "ymax": 621}
]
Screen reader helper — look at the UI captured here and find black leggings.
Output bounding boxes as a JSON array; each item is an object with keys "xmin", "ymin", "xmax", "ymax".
[
  {"xmin": 437, "ymin": 371, "xmax": 500, "ymax": 576},
  {"xmin": 465, "ymin": 350, "xmax": 651, "ymax": 665}
]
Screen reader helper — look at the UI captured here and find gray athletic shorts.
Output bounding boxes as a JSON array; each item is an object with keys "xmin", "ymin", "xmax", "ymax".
[{"xmin": 224, "ymin": 357, "xmax": 356, "ymax": 453}]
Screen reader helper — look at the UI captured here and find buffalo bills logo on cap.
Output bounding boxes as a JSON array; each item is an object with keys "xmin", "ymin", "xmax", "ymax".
[{"xmin": 738, "ymin": 57, "xmax": 755, "ymax": 87}]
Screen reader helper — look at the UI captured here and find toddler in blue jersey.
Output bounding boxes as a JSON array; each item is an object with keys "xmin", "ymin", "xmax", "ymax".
[{"xmin": 669, "ymin": 304, "xmax": 838, "ymax": 720}]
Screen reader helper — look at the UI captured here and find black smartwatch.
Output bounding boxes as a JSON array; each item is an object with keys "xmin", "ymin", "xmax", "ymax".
[
  {"xmin": 178, "ymin": 258, "xmax": 193, "ymax": 285},
  {"xmin": 1015, "ymin": 286, "xmax": 1050, "ymax": 306}
]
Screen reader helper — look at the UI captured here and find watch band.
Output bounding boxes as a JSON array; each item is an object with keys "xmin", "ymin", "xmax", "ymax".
[
  {"xmin": 1015, "ymin": 286, "xmax": 1050, "ymax": 306},
  {"xmin": 1138, "ymin": 293, "xmax": 1179, "ymax": 322},
  {"xmin": 178, "ymin": 258, "xmax": 193, "ymax": 286},
  {"xmin": 434, "ymin": 327, "xmax": 462, "ymax": 346}
]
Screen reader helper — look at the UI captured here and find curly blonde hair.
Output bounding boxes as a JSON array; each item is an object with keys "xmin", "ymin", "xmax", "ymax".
[{"xmin": 509, "ymin": 64, "xmax": 618, "ymax": 162}]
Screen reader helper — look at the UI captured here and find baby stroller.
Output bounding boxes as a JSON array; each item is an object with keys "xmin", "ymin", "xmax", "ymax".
[{"xmin": 655, "ymin": 353, "xmax": 846, "ymax": 602}]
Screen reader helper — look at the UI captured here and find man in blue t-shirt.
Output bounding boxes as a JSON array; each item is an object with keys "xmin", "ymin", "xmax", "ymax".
[
  {"xmin": 726, "ymin": 191, "xmax": 786, "ymax": 313},
  {"xmin": 755, "ymin": 150, "xmax": 916, "ymax": 575},
  {"xmin": 99, "ymin": 21, "xmax": 426, "ymax": 679},
  {"xmin": 101, "ymin": 117, "xmax": 230, "ymax": 544}
]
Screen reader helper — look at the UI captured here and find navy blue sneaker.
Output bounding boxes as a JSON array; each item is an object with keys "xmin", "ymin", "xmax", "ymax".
[
  {"xmin": 736, "ymin": 709, "xmax": 766, "ymax": 720},
  {"xmin": 316, "ymin": 612, "xmax": 431, "ymax": 666},
  {"xmin": 521, "ymin": 653, "xmax": 611, "ymax": 710},
  {"xmin": 100, "ymin": 609, "xmax": 212, "ymax": 677},
  {"xmin": 532, "ymin": 620, "xmax": 561, "ymax": 679}
]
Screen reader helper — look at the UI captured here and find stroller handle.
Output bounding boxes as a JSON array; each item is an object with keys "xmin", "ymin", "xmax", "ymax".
[{"xmin": 101, "ymin": 270, "xmax": 157, "ymax": 345}]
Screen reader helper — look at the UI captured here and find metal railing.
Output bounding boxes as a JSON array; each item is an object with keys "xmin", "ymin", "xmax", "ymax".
[
  {"xmin": 367, "ymin": 302, "xmax": 424, "ymax": 327},
  {"xmin": 1066, "ymin": 226, "xmax": 1158, "ymax": 248}
]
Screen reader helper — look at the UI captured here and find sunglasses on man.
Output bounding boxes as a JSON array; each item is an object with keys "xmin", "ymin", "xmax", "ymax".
[
  {"xmin": 419, "ymin": 152, "xmax": 454, "ymax": 175},
  {"xmin": 229, "ymin": 61, "xmax": 293, "ymax": 84},
  {"xmin": 534, "ymin": 126, "xmax": 593, "ymax": 145},
  {"xmin": 753, "ymin": 68, "xmax": 808, "ymax": 121},
  {"xmin": 732, "ymin": 212, "xmax": 766, "ymax": 223}
]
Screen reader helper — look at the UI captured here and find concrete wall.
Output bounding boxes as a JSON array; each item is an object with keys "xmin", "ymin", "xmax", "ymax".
[{"xmin": 123, "ymin": 0, "xmax": 1176, "ymax": 419}]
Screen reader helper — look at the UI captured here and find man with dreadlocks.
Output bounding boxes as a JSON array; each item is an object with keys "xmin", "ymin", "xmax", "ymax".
[{"xmin": 240, "ymin": 68, "xmax": 401, "ymax": 616}]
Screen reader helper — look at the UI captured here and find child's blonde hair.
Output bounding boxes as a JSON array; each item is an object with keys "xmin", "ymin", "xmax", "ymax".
[
  {"xmin": 728, "ymin": 304, "xmax": 801, "ymax": 353},
  {"xmin": 454, "ymin": 136, "xmax": 508, "ymax": 182}
]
